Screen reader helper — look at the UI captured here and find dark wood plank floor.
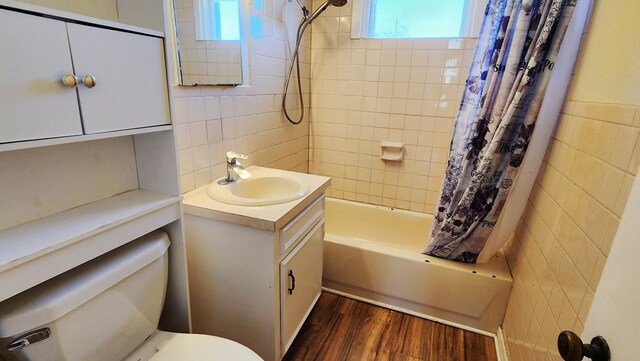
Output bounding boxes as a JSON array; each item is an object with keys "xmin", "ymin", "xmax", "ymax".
[{"xmin": 283, "ymin": 292, "xmax": 498, "ymax": 361}]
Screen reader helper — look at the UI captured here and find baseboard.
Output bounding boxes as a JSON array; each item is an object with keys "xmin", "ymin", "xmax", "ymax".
[
  {"xmin": 322, "ymin": 287, "xmax": 497, "ymax": 338},
  {"xmin": 495, "ymin": 327, "xmax": 510, "ymax": 361}
]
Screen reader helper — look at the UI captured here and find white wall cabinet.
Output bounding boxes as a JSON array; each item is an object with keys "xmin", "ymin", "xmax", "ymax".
[
  {"xmin": 184, "ymin": 193, "xmax": 327, "ymax": 361},
  {"xmin": 0, "ymin": 0, "xmax": 189, "ymax": 333},
  {"xmin": 0, "ymin": 6, "xmax": 170, "ymax": 145}
]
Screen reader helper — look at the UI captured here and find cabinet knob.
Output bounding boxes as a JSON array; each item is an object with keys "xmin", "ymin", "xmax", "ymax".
[
  {"xmin": 557, "ymin": 331, "xmax": 610, "ymax": 361},
  {"xmin": 82, "ymin": 75, "xmax": 97, "ymax": 89},
  {"xmin": 62, "ymin": 74, "xmax": 79, "ymax": 88}
]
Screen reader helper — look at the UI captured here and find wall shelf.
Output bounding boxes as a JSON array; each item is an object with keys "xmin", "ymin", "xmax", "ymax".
[
  {"xmin": 0, "ymin": 124, "xmax": 173, "ymax": 153},
  {"xmin": 0, "ymin": 189, "xmax": 181, "ymax": 302}
]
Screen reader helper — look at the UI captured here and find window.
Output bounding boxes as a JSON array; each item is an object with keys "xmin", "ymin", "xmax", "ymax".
[
  {"xmin": 194, "ymin": 0, "xmax": 241, "ymax": 41},
  {"xmin": 352, "ymin": 0, "xmax": 485, "ymax": 39}
]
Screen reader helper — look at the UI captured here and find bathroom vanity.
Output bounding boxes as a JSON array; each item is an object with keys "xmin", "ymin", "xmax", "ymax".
[{"xmin": 183, "ymin": 167, "xmax": 330, "ymax": 361}]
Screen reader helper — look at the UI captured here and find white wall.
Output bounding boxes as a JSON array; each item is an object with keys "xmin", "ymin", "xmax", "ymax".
[
  {"xmin": 568, "ymin": 0, "xmax": 640, "ymax": 104},
  {"xmin": 15, "ymin": 0, "xmax": 119, "ymax": 21}
]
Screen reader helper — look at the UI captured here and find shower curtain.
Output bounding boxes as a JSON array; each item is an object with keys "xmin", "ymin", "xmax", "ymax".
[{"xmin": 424, "ymin": 0, "xmax": 578, "ymax": 263}]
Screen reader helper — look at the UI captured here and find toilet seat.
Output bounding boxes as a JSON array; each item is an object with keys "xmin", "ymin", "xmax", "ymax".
[{"xmin": 123, "ymin": 331, "xmax": 263, "ymax": 361}]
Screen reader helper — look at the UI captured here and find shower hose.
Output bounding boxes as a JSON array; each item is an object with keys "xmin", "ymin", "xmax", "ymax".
[{"xmin": 282, "ymin": 16, "xmax": 311, "ymax": 125}]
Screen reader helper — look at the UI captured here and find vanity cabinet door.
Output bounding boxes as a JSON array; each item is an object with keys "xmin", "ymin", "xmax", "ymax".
[
  {"xmin": 0, "ymin": 10, "xmax": 83, "ymax": 143},
  {"xmin": 280, "ymin": 220, "xmax": 324, "ymax": 356},
  {"xmin": 66, "ymin": 23, "xmax": 171, "ymax": 134}
]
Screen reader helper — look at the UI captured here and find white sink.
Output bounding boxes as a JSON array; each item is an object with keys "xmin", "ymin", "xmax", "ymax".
[{"xmin": 207, "ymin": 174, "xmax": 310, "ymax": 206}]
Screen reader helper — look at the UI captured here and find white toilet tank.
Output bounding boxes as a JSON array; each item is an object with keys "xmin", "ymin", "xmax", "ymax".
[{"xmin": 0, "ymin": 231, "xmax": 171, "ymax": 361}]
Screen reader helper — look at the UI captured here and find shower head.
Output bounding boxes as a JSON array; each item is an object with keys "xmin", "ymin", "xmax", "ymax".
[{"xmin": 308, "ymin": 0, "xmax": 348, "ymax": 23}]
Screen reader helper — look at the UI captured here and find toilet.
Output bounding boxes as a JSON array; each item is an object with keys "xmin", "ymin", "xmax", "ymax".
[{"xmin": 0, "ymin": 231, "xmax": 263, "ymax": 361}]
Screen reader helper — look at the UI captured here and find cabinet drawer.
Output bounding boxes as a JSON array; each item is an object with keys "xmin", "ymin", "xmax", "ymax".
[
  {"xmin": 280, "ymin": 220, "xmax": 324, "ymax": 356},
  {"xmin": 279, "ymin": 195, "xmax": 324, "ymax": 254}
]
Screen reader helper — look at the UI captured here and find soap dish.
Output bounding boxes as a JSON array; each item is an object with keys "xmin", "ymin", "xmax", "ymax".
[{"xmin": 380, "ymin": 141, "xmax": 405, "ymax": 161}]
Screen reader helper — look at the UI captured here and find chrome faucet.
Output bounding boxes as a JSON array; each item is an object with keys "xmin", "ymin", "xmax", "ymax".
[{"xmin": 220, "ymin": 151, "xmax": 251, "ymax": 184}]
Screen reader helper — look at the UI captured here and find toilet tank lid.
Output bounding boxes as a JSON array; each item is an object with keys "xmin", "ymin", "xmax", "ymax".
[{"xmin": 0, "ymin": 231, "xmax": 170, "ymax": 338}]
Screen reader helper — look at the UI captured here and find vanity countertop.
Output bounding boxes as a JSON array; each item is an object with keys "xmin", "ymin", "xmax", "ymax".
[{"xmin": 183, "ymin": 166, "xmax": 331, "ymax": 232}]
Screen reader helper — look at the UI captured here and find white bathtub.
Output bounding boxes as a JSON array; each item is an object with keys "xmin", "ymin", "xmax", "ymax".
[{"xmin": 322, "ymin": 198, "xmax": 512, "ymax": 334}]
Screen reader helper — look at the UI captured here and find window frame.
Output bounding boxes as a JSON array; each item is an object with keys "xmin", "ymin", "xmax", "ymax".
[{"xmin": 350, "ymin": 0, "xmax": 486, "ymax": 39}]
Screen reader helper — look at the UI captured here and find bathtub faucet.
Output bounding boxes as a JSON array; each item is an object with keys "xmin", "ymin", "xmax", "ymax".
[{"xmin": 222, "ymin": 151, "xmax": 251, "ymax": 184}]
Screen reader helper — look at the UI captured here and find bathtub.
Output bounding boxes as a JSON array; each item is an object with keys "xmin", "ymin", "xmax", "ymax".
[{"xmin": 322, "ymin": 198, "xmax": 512, "ymax": 334}]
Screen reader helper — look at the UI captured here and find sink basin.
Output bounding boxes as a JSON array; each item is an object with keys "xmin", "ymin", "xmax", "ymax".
[{"xmin": 207, "ymin": 175, "xmax": 310, "ymax": 206}]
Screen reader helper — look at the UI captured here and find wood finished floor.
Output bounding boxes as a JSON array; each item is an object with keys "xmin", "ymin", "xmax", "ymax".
[{"xmin": 283, "ymin": 292, "xmax": 498, "ymax": 361}]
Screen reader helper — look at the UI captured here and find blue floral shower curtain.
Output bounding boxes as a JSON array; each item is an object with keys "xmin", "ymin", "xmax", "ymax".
[{"xmin": 424, "ymin": 0, "xmax": 577, "ymax": 263}]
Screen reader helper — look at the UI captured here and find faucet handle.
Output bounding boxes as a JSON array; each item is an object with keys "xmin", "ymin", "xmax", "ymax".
[{"xmin": 226, "ymin": 151, "xmax": 248, "ymax": 163}]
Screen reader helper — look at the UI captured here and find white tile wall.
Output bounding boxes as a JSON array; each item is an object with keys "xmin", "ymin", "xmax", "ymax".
[
  {"xmin": 308, "ymin": 0, "xmax": 475, "ymax": 213},
  {"xmin": 502, "ymin": 102, "xmax": 640, "ymax": 361},
  {"xmin": 175, "ymin": 0, "xmax": 312, "ymax": 194}
]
